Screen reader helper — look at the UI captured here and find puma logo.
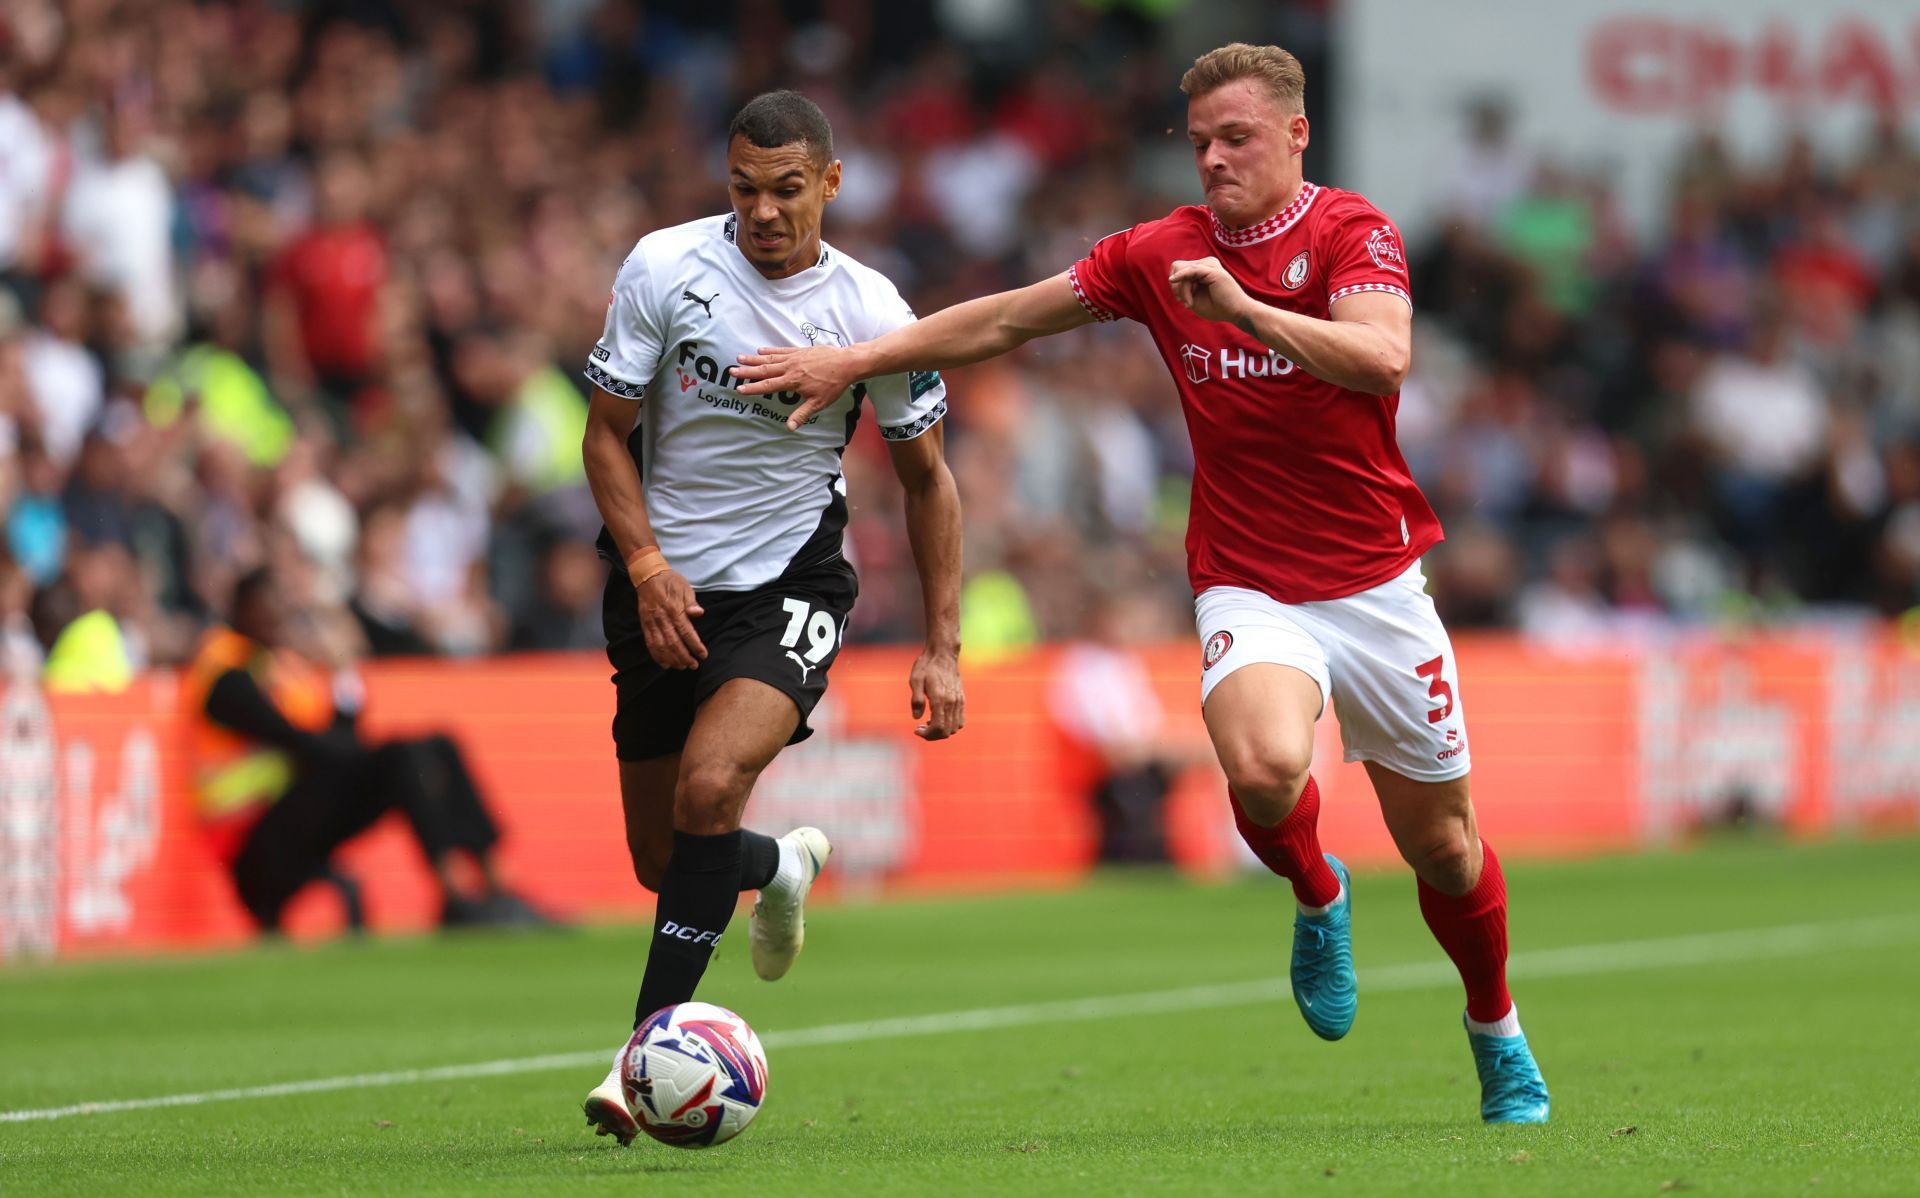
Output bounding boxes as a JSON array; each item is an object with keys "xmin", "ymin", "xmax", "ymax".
[
  {"xmin": 784, "ymin": 651, "xmax": 815, "ymax": 683},
  {"xmin": 682, "ymin": 289, "xmax": 718, "ymax": 318}
]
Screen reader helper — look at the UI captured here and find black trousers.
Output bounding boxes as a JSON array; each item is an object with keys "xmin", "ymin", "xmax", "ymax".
[
  {"xmin": 230, "ymin": 735, "xmax": 500, "ymax": 930},
  {"xmin": 1093, "ymin": 762, "xmax": 1174, "ymax": 865}
]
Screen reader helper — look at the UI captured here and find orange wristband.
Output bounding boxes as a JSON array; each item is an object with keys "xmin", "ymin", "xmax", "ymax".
[{"xmin": 625, "ymin": 547, "xmax": 670, "ymax": 587}]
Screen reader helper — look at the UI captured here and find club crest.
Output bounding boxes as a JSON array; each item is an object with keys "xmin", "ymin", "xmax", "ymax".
[
  {"xmin": 1203, "ymin": 630, "xmax": 1233, "ymax": 670},
  {"xmin": 1282, "ymin": 251, "xmax": 1311, "ymax": 291}
]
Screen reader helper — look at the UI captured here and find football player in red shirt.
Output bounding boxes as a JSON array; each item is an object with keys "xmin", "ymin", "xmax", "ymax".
[{"xmin": 733, "ymin": 43, "xmax": 1548, "ymax": 1123}]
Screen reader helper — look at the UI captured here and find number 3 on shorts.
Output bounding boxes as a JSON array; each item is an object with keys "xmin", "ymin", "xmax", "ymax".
[
  {"xmin": 1415, "ymin": 655, "xmax": 1453, "ymax": 724},
  {"xmin": 780, "ymin": 597, "xmax": 839, "ymax": 664}
]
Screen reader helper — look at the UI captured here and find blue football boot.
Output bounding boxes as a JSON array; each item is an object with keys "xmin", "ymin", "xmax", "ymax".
[
  {"xmin": 1290, "ymin": 855, "xmax": 1356, "ymax": 1041},
  {"xmin": 1467, "ymin": 1017, "xmax": 1551, "ymax": 1124}
]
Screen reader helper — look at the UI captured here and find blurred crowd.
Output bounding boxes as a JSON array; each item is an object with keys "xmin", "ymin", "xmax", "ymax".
[
  {"xmin": 2, "ymin": 0, "xmax": 1918, "ymax": 690},
  {"xmin": 1412, "ymin": 103, "xmax": 1920, "ymax": 640}
]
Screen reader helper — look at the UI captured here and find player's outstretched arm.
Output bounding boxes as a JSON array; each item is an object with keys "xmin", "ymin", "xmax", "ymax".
[
  {"xmin": 1168, "ymin": 257, "xmax": 1411, "ymax": 395},
  {"xmin": 582, "ymin": 389, "xmax": 707, "ymax": 670},
  {"xmin": 886, "ymin": 424, "xmax": 965, "ymax": 741},
  {"xmin": 733, "ymin": 272, "xmax": 1095, "ymax": 431}
]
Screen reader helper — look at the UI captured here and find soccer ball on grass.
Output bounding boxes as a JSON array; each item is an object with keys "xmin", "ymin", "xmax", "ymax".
[{"xmin": 622, "ymin": 1001, "xmax": 769, "ymax": 1148}]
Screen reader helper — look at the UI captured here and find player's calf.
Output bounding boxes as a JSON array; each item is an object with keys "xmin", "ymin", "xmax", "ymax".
[{"xmin": 1231, "ymin": 775, "xmax": 1342, "ymax": 910}]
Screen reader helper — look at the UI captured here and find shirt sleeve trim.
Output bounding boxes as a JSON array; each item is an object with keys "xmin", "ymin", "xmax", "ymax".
[
  {"xmin": 583, "ymin": 361, "xmax": 646, "ymax": 399},
  {"xmin": 879, "ymin": 398, "xmax": 947, "ymax": 441},
  {"xmin": 1067, "ymin": 263, "xmax": 1119, "ymax": 323},
  {"xmin": 1328, "ymin": 282, "xmax": 1412, "ymax": 308}
]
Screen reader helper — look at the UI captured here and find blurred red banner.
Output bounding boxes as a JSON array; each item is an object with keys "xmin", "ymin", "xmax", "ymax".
[{"xmin": 4, "ymin": 633, "xmax": 1917, "ymax": 960}]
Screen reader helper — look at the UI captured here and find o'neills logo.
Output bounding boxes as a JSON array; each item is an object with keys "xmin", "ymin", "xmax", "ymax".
[
  {"xmin": 1282, "ymin": 251, "xmax": 1310, "ymax": 290},
  {"xmin": 1179, "ymin": 343, "xmax": 1296, "ymax": 383},
  {"xmin": 1203, "ymin": 630, "xmax": 1233, "ymax": 670}
]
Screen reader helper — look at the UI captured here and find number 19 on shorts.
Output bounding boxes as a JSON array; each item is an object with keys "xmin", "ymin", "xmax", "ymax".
[{"xmin": 779, "ymin": 598, "xmax": 840, "ymax": 665}]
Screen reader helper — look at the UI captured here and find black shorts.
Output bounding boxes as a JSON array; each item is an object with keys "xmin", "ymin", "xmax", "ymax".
[{"xmin": 602, "ymin": 554, "xmax": 859, "ymax": 761}]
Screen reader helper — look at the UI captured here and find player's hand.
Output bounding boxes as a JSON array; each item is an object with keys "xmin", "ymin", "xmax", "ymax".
[
  {"xmin": 1168, "ymin": 256, "xmax": 1252, "ymax": 325},
  {"xmin": 733, "ymin": 346, "xmax": 859, "ymax": 432},
  {"xmin": 908, "ymin": 646, "xmax": 965, "ymax": 741},
  {"xmin": 636, "ymin": 570, "xmax": 707, "ymax": 669}
]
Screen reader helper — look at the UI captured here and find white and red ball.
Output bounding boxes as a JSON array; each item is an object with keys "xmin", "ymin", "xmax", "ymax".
[{"xmin": 621, "ymin": 1002, "xmax": 769, "ymax": 1148}]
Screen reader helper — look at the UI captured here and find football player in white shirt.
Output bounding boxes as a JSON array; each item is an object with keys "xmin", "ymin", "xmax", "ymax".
[{"xmin": 578, "ymin": 90, "xmax": 966, "ymax": 1145}]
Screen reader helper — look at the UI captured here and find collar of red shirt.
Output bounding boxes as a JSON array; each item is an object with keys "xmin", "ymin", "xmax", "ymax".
[{"xmin": 1208, "ymin": 181, "xmax": 1321, "ymax": 248}]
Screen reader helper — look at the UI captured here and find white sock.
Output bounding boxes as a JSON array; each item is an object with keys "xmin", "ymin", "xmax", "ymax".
[
  {"xmin": 766, "ymin": 835, "xmax": 804, "ymax": 898},
  {"xmin": 1466, "ymin": 1004, "xmax": 1522, "ymax": 1039},
  {"xmin": 1297, "ymin": 881, "xmax": 1346, "ymax": 918}
]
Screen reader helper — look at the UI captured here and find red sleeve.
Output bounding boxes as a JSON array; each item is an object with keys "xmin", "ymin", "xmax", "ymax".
[
  {"xmin": 1320, "ymin": 197, "xmax": 1412, "ymax": 309},
  {"xmin": 1067, "ymin": 224, "xmax": 1144, "ymax": 323}
]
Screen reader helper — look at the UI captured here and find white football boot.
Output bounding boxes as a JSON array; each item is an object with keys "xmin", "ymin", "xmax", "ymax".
[
  {"xmin": 749, "ymin": 827, "xmax": 831, "ymax": 981},
  {"xmin": 582, "ymin": 1041, "xmax": 639, "ymax": 1146}
]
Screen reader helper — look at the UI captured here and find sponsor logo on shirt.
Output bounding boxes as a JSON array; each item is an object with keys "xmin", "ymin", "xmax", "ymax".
[
  {"xmin": 1203, "ymin": 630, "xmax": 1233, "ymax": 670},
  {"xmin": 674, "ymin": 342, "xmax": 828, "ymax": 426},
  {"xmin": 1179, "ymin": 343, "xmax": 1297, "ymax": 382},
  {"xmin": 1366, "ymin": 224, "xmax": 1405, "ymax": 273},
  {"xmin": 1282, "ymin": 251, "xmax": 1311, "ymax": 291},
  {"xmin": 1180, "ymin": 343, "xmax": 1212, "ymax": 384}
]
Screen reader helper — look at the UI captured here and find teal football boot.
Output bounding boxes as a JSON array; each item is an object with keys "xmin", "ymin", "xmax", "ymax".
[
  {"xmin": 1290, "ymin": 855, "xmax": 1356, "ymax": 1041},
  {"xmin": 1467, "ymin": 1018, "xmax": 1551, "ymax": 1123}
]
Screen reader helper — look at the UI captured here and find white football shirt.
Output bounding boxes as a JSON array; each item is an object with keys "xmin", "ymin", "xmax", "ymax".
[{"xmin": 585, "ymin": 214, "xmax": 947, "ymax": 591}]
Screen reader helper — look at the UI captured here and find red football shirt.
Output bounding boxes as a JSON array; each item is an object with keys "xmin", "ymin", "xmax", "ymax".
[{"xmin": 1069, "ymin": 182, "xmax": 1441, "ymax": 604}]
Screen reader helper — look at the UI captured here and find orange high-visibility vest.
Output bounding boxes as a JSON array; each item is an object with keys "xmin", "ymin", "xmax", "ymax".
[{"xmin": 181, "ymin": 627, "xmax": 334, "ymax": 859}]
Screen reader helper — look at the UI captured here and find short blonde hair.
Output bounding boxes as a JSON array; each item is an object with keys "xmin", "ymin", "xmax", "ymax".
[{"xmin": 1180, "ymin": 43, "xmax": 1306, "ymax": 115}]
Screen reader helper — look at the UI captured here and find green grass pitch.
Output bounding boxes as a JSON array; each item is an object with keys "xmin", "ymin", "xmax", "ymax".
[{"xmin": 3, "ymin": 836, "xmax": 1918, "ymax": 1196}]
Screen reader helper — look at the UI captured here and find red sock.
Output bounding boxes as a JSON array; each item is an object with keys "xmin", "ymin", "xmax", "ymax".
[
  {"xmin": 1231, "ymin": 774, "xmax": 1341, "ymax": 909},
  {"xmin": 1417, "ymin": 838, "xmax": 1513, "ymax": 1023}
]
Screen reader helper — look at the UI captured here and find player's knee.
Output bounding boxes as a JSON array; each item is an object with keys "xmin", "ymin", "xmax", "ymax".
[
  {"xmin": 1219, "ymin": 742, "xmax": 1311, "ymax": 822},
  {"xmin": 1407, "ymin": 831, "xmax": 1478, "ymax": 895},
  {"xmin": 673, "ymin": 761, "xmax": 753, "ymax": 835}
]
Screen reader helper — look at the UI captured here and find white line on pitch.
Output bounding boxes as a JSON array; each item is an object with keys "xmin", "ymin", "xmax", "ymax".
[{"xmin": 4, "ymin": 912, "xmax": 1915, "ymax": 1125}]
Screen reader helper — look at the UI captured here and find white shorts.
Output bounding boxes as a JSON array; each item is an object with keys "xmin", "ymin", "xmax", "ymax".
[{"xmin": 1194, "ymin": 561, "xmax": 1470, "ymax": 782}]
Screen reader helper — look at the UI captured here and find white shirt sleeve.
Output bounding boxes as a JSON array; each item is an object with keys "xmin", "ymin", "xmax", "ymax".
[
  {"xmin": 584, "ymin": 248, "xmax": 663, "ymax": 400},
  {"xmin": 860, "ymin": 283, "xmax": 947, "ymax": 441}
]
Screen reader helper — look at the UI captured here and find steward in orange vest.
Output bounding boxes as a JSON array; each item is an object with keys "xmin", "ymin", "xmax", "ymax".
[{"xmin": 185, "ymin": 568, "xmax": 549, "ymax": 932}]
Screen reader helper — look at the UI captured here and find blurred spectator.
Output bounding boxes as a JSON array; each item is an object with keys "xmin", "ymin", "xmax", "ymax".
[
  {"xmin": 59, "ymin": 97, "xmax": 178, "ymax": 351},
  {"xmin": 1443, "ymin": 98, "xmax": 1534, "ymax": 231},
  {"xmin": 510, "ymin": 535, "xmax": 606, "ymax": 651},
  {"xmin": 263, "ymin": 151, "xmax": 389, "ymax": 423},
  {"xmin": 1049, "ymin": 592, "xmax": 1195, "ymax": 864},
  {"xmin": 38, "ymin": 539, "xmax": 140, "ymax": 694},
  {"xmin": 1690, "ymin": 302, "xmax": 1829, "ymax": 565},
  {"xmin": 21, "ymin": 275, "xmax": 104, "ymax": 469}
]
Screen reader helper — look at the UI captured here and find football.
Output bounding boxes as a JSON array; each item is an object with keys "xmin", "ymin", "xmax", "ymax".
[{"xmin": 622, "ymin": 1002, "xmax": 770, "ymax": 1148}]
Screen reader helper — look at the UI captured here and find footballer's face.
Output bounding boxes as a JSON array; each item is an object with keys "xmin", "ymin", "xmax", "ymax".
[
  {"xmin": 1187, "ymin": 79, "xmax": 1310, "ymax": 227},
  {"xmin": 727, "ymin": 137, "xmax": 841, "ymax": 279}
]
